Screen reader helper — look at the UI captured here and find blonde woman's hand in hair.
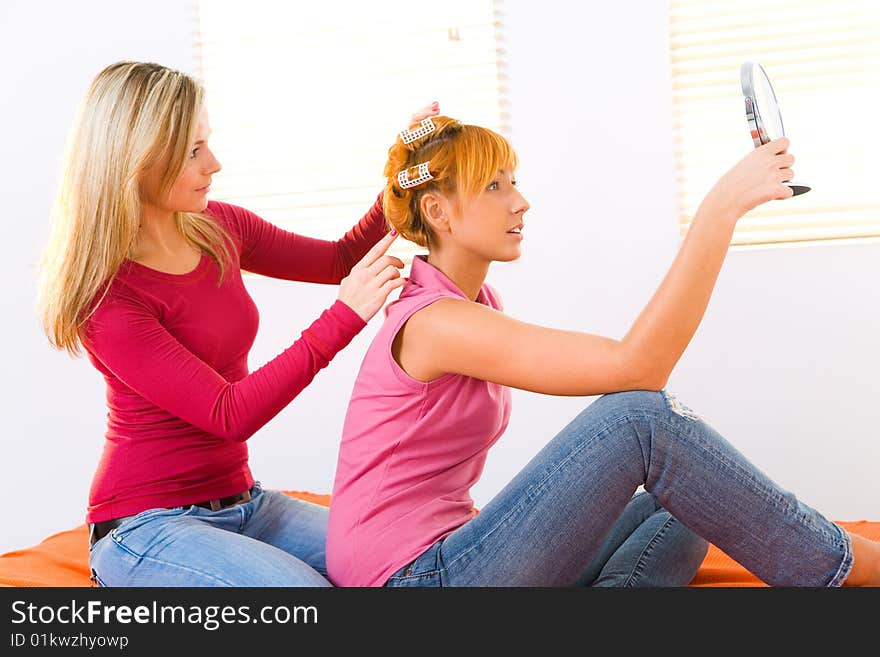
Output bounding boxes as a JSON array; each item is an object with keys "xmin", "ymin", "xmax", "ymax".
[
  {"xmin": 410, "ymin": 101, "xmax": 440, "ymax": 125},
  {"xmin": 338, "ymin": 230, "xmax": 406, "ymax": 322},
  {"xmin": 700, "ymin": 137, "xmax": 795, "ymax": 223}
]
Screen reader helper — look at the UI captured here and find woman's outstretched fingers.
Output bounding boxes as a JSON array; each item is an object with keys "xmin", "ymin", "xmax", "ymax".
[
  {"xmin": 381, "ymin": 276, "xmax": 407, "ymax": 295},
  {"xmin": 338, "ymin": 230, "xmax": 406, "ymax": 321},
  {"xmin": 367, "ymin": 254, "xmax": 405, "ymax": 275},
  {"xmin": 376, "ymin": 264, "xmax": 403, "ymax": 286},
  {"xmin": 352, "ymin": 230, "xmax": 398, "ymax": 272}
]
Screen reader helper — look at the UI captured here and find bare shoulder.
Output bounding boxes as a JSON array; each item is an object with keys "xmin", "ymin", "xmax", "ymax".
[
  {"xmin": 394, "ymin": 297, "xmax": 522, "ymax": 382},
  {"xmin": 407, "ymin": 296, "xmax": 481, "ymax": 329},
  {"xmin": 407, "ymin": 296, "xmax": 517, "ymax": 341}
]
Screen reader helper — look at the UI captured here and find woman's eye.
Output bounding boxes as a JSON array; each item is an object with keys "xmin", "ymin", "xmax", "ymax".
[
  {"xmin": 487, "ymin": 181, "xmax": 499, "ymax": 190},
  {"xmin": 189, "ymin": 148, "xmax": 199, "ymax": 159},
  {"xmin": 511, "ymin": 179, "xmax": 517, "ymax": 187}
]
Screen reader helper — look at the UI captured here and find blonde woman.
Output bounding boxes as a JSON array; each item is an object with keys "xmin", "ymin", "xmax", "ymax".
[
  {"xmin": 37, "ymin": 61, "xmax": 433, "ymax": 586},
  {"xmin": 326, "ymin": 115, "xmax": 880, "ymax": 587}
]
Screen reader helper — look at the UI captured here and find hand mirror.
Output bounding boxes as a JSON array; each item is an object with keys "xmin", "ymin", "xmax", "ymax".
[{"xmin": 740, "ymin": 61, "xmax": 811, "ymax": 196}]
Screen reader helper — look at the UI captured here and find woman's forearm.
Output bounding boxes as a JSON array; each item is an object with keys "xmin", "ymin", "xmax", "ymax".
[
  {"xmin": 622, "ymin": 199, "xmax": 739, "ymax": 388},
  {"xmin": 621, "ymin": 138, "xmax": 795, "ymax": 388}
]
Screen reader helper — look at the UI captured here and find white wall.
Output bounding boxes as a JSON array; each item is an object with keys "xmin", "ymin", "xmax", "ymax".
[
  {"xmin": 2, "ymin": 0, "xmax": 877, "ymax": 555},
  {"xmin": 1, "ymin": 0, "xmax": 199, "ymax": 553}
]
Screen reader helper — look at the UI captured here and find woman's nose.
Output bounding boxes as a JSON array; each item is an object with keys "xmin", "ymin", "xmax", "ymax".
[
  {"xmin": 206, "ymin": 149, "xmax": 222, "ymax": 174},
  {"xmin": 514, "ymin": 190, "xmax": 530, "ymax": 214}
]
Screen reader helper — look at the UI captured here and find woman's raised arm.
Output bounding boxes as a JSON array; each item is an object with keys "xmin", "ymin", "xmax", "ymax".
[{"xmin": 400, "ymin": 138, "xmax": 795, "ymax": 395}]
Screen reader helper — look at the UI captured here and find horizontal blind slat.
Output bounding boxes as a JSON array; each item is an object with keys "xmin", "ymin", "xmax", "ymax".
[
  {"xmin": 669, "ymin": 0, "xmax": 880, "ymax": 246},
  {"xmin": 195, "ymin": 0, "xmax": 505, "ymax": 257}
]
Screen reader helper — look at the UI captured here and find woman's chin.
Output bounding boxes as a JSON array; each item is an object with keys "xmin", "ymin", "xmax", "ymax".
[
  {"xmin": 495, "ymin": 247, "xmax": 523, "ymax": 263},
  {"xmin": 186, "ymin": 197, "xmax": 210, "ymax": 213}
]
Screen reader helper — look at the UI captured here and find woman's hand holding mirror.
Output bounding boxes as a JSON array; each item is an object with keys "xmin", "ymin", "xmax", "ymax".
[
  {"xmin": 740, "ymin": 61, "xmax": 811, "ymax": 196},
  {"xmin": 702, "ymin": 136, "xmax": 796, "ymax": 222}
]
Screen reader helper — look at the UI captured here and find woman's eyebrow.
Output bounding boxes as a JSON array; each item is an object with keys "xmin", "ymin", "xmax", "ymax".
[{"xmin": 193, "ymin": 130, "xmax": 213, "ymax": 146}]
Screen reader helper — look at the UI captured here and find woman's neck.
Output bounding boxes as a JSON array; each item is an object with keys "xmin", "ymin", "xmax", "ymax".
[
  {"xmin": 138, "ymin": 204, "xmax": 184, "ymax": 245},
  {"xmin": 426, "ymin": 248, "xmax": 490, "ymax": 302},
  {"xmin": 132, "ymin": 205, "xmax": 190, "ymax": 259}
]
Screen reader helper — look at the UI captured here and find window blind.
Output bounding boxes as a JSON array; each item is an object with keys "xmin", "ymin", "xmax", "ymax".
[
  {"xmin": 668, "ymin": 0, "xmax": 880, "ymax": 246},
  {"xmin": 194, "ymin": 0, "xmax": 508, "ymax": 261}
]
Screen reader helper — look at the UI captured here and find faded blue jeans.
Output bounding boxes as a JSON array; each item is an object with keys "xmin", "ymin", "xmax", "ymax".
[
  {"xmin": 89, "ymin": 482, "xmax": 332, "ymax": 586},
  {"xmin": 385, "ymin": 390, "xmax": 853, "ymax": 587}
]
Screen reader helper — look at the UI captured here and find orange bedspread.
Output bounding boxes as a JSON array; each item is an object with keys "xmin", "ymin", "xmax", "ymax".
[{"xmin": 2, "ymin": 491, "xmax": 877, "ymax": 587}]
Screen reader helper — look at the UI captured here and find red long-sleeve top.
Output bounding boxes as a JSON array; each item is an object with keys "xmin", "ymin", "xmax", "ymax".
[{"xmin": 82, "ymin": 198, "xmax": 387, "ymax": 523}]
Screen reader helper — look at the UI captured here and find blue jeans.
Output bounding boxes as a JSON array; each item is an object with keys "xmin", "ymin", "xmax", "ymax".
[
  {"xmin": 394, "ymin": 490, "xmax": 709, "ymax": 587},
  {"xmin": 89, "ymin": 483, "xmax": 331, "ymax": 586},
  {"xmin": 386, "ymin": 390, "xmax": 852, "ymax": 587}
]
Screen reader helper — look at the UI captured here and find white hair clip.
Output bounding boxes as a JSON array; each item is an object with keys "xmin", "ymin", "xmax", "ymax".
[
  {"xmin": 397, "ymin": 162, "xmax": 433, "ymax": 189},
  {"xmin": 399, "ymin": 117, "xmax": 436, "ymax": 144}
]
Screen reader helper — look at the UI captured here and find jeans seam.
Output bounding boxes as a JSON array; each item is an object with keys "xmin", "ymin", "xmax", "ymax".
[
  {"xmin": 648, "ymin": 395, "xmax": 830, "ymax": 532},
  {"xmin": 622, "ymin": 514, "xmax": 674, "ymax": 587},
  {"xmin": 646, "ymin": 413, "xmax": 798, "ymax": 552},
  {"xmin": 824, "ymin": 522, "xmax": 853, "ymax": 587},
  {"xmin": 650, "ymin": 411, "xmax": 840, "ymax": 544}
]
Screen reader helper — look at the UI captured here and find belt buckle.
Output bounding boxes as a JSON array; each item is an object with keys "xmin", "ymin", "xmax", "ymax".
[{"xmin": 209, "ymin": 489, "xmax": 251, "ymax": 511}]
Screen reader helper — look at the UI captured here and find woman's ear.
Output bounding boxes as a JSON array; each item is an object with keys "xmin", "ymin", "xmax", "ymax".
[{"xmin": 420, "ymin": 192, "xmax": 450, "ymax": 235}]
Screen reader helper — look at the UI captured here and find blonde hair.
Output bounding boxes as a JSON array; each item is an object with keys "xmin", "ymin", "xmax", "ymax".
[
  {"xmin": 37, "ymin": 61, "xmax": 232, "ymax": 356},
  {"xmin": 382, "ymin": 115, "xmax": 518, "ymax": 247}
]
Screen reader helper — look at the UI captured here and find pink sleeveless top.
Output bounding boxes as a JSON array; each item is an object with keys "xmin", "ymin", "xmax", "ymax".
[{"xmin": 326, "ymin": 255, "xmax": 512, "ymax": 586}]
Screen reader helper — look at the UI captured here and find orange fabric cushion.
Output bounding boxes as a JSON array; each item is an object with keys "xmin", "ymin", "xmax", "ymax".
[
  {"xmin": 0, "ymin": 490, "xmax": 328, "ymax": 588},
  {"xmin": 688, "ymin": 519, "xmax": 880, "ymax": 587},
  {"xmin": 1, "ymin": 491, "xmax": 876, "ymax": 587}
]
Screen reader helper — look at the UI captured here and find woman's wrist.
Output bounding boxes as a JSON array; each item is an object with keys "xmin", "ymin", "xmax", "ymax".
[
  {"xmin": 694, "ymin": 191, "xmax": 742, "ymax": 230},
  {"xmin": 329, "ymin": 298, "xmax": 368, "ymax": 330}
]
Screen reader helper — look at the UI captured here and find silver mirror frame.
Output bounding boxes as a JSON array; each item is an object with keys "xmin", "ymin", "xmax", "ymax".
[
  {"xmin": 741, "ymin": 61, "xmax": 781, "ymax": 148},
  {"xmin": 740, "ymin": 61, "xmax": 811, "ymax": 196}
]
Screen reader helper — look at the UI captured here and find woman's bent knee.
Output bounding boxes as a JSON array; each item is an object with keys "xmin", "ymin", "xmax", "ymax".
[
  {"xmin": 590, "ymin": 390, "xmax": 667, "ymax": 420},
  {"xmin": 592, "ymin": 389, "xmax": 702, "ymax": 425}
]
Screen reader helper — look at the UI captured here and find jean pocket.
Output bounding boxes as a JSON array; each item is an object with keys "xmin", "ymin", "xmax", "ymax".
[
  {"xmin": 384, "ymin": 541, "xmax": 444, "ymax": 587},
  {"xmin": 385, "ymin": 568, "xmax": 443, "ymax": 587},
  {"xmin": 109, "ymin": 507, "xmax": 190, "ymax": 554}
]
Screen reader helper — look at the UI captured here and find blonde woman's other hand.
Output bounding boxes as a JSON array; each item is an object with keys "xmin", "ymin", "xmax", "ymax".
[
  {"xmin": 701, "ymin": 137, "xmax": 795, "ymax": 224},
  {"xmin": 410, "ymin": 101, "xmax": 440, "ymax": 125},
  {"xmin": 338, "ymin": 230, "xmax": 406, "ymax": 322}
]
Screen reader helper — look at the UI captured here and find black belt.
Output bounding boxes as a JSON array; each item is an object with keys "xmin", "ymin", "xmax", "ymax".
[{"xmin": 89, "ymin": 490, "xmax": 252, "ymax": 546}]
